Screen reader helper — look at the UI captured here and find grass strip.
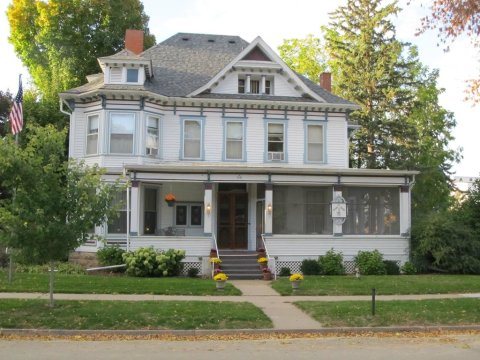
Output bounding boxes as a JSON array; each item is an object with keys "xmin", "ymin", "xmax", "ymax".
[
  {"xmin": 272, "ymin": 275, "xmax": 480, "ymax": 296},
  {"xmin": 295, "ymin": 298, "xmax": 480, "ymax": 327},
  {"xmin": 0, "ymin": 299, "xmax": 272, "ymax": 330},
  {"xmin": 0, "ymin": 272, "xmax": 241, "ymax": 295}
]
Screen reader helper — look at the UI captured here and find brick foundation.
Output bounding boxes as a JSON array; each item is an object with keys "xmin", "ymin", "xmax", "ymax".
[{"xmin": 69, "ymin": 251, "xmax": 99, "ymax": 269}]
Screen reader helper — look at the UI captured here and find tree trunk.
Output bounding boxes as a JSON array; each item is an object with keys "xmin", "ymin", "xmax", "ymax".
[{"xmin": 49, "ymin": 261, "xmax": 55, "ymax": 308}]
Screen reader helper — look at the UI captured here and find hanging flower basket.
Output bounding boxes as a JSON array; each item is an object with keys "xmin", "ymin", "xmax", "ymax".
[{"xmin": 165, "ymin": 193, "xmax": 176, "ymax": 207}]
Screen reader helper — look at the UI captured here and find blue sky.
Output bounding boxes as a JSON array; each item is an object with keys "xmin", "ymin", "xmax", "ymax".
[{"xmin": 1, "ymin": 0, "xmax": 479, "ymax": 176}]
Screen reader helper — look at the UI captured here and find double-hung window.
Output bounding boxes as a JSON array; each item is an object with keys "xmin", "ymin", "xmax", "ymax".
[
  {"xmin": 110, "ymin": 113, "xmax": 135, "ymax": 154},
  {"xmin": 146, "ymin": 116, "xmax": 159, "ymax": 156},
  {"xmin": 126, "ymin": 68, "xmax": 139, "ymax": 83},
  {"xmin": 306, "ymin": 124, "xmax": 325, "ymax": 162},
  {"xmin": 267, "ymin": 122, "xmax": 285, "ymax": 161},
  {"xmin": 86, "ymin": 114, "xmax": 99, "ymax": 155},
  {"xmin": 225, "ymin": 121, "xmax": 245, "ymax": 160},
  {"xmin": 183, "ymin": 119, "xmax": 202, "ymax": 159}
]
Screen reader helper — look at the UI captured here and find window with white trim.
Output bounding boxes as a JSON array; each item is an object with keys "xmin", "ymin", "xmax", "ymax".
[
  {"xmin": 110, "ymin": 113, "xmax": 135, "ymax": 154},
  {"xmin": 306, "ymin": 124, "xmax": 324, "ymax": 162},
  {"xmin": 143, "ymin": 188, "xmax": 157, "ymax": 235},
  {"xmin": 267, "ymin": 123, "xmax": 285, "ymax": 161},
  {"xmin": 86, "ymin": 114, "xmax": 99, "ymax": 155},
  {"xmin": 146, "ymin": 116, "xmax": 159, "ymax": 156},
  {"xmin": 225, "ymin": 121, "xmax": 244, "ymax": 160},
  {"xmin": 238, "ymin": 76, "xmax": 274, "ymax": 94},
  {"xmin": 109, "ymin": 67, "xmax": 122, "ymax": 83},
  {"xmin": 183, "ymin": 119, "xmax": 202, "ymax": 159},
  {"xmin": 175, "ymin": 203, "xmax": 203, "ymax": 227},
  {"xmin": 126, "ymin": 68, "xmax": 139, "ymax": 83}
]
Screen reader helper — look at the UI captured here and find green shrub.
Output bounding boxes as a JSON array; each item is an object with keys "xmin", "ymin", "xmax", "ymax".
[
  {"xmin": 319, "ymin": 249, "xmax": 345, "ymax": 275},
  {"xmin": 279, "ymin": 267, "xmax": 291, "ymax": 277},
  {"xmin": 122, "ymin": 247, "xmax": 186, "ymax": 277},
  {"xmin": 97, "ymin": 246, "xmax": 125, "ymax": 272},
  {"xmin": 300, "ymin": 259, "xmax": 321, "ymax": 275},
  {"xmin": 383, "ymin": 260, "xmax": 400, "ymax": 275},
  {"xmin": 354, "ymin": 250, "xmax": 386, "ymax": 275},
  {"xmin": 401, "ymin": 261, "xmax": 417, "ymax": 275},
  {"xmin": 0, "ymin": 248, "xmax": 8, "ymax": 268},
  {"xmin": 187, "ymin": 267, "xmax": 200, "ymax": 278}
]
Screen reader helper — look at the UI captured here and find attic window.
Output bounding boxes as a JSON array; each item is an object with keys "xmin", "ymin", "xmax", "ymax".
[{"xmin": 126, "ymin": 68, "xmax": 139, "ymax": 83}]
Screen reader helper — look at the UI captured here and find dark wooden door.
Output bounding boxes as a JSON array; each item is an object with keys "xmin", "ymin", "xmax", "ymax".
[{"xmin": 217, "ymin": 192, "xmax": 248, "ymax": 249}]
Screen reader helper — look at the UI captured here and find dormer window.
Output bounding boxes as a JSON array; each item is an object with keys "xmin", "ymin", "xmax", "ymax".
[
  {"xmin": 238, "ymin": 75, "xmax": 273, "ymax": 95},
  {"xmin": 109, "ymin": 67, "xmax": 123, "ymax": 83},
  {"xmin": 127, "ymin": 68, "xmax": 139, "ymax": 83}
]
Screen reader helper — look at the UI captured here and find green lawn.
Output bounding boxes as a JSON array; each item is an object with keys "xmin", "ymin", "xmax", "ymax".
[
  {"xmin": 295, "ymin": 298, "xmax": 480, "ymax": 327},
  {"xmin": 0, "ymin": 299, "xmax": 272, "ymax": 330},
  {"xmin": 272, "ymin": 275, "xmax": 480, "ymax": 296},
  {"xmin": 0, "ymin": 271, "xmax": 241, "ymax": 295}
]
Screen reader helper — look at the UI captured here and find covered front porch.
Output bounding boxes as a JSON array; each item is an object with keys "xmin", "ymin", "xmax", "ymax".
[{"xmin": 77, "ymin": 163, "xmax": 416, "ymax": 276}]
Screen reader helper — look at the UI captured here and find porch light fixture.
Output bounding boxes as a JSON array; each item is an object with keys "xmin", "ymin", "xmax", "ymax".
[
  {"xmin": 206, "ymin": 202, "xmax": 212, "ymax": 215},
  {"xmin": 267, "ymin": 203, "xmax": 272, "ymax": 214}
]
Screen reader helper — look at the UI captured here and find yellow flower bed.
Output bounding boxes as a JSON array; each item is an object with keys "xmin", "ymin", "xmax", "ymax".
[{"xmin": 289, "ymin": 273, "xmax": 304, "ymax": 281}]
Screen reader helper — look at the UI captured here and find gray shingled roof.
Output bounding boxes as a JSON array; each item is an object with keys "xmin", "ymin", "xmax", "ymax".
[{"xmin": 62, "ymin": 32, "xmax": 356, "ymax": 107}]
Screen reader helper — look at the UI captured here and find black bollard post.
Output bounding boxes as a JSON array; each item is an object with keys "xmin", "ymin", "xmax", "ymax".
[{"xmin": 372, "ymin": 288, "xmax": 376, "ymax": 316}]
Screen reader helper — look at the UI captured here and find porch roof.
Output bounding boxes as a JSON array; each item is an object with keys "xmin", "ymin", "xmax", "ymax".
[{"xmin": 123, "ymin": 162, "xmax": 419, "ymax": 179}]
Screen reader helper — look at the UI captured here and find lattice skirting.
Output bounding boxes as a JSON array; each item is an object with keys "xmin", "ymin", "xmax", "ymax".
[
  {"xmin": 274, "ymin": 260, "xmax": 401, "ymax": 275},
  {"xmin": 181, "ymin": 261, "xmax": 202, "ymax": 276}
]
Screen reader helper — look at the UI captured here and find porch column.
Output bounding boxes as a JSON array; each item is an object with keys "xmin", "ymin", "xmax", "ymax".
[
  {"xmin": 204, "ymin": 183, "xmax": 213, "ymax": 235},
  {"xmin": 246, "ymin": 74, "xmax": 251, "ymax": 93},
  {"xmin": 399, "ymin": 185, "xmax": 410, "ymax": 236},
  {"xmin": 264, "ymin": 183, "xmax": 273, "ymax": 235},
  {"xmin": 130, "ymin": 181, "xmax": 139, "ymax": 235},
  {"xmin": 333, "ymin": 185, "xmax": 343, "ymax": 236}
]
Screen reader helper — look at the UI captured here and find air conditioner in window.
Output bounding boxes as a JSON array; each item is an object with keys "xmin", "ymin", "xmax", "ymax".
[{"xmin": 268, "ymin": 152, "xmax": 284, "ymax": 161}]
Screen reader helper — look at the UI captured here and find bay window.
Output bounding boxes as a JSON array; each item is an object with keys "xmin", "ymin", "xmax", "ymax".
[
  {"xmin": 182, "ymin": 119, "xmax": 203, "ymax": 159},
  {"xmin": 146, "ymin": 116, "xmax": 159, "ymax": 156},
  {"xmin": 86, "ymin": 114, "xmax": 99, "ymax": 155},
  {"xmin": 225, "ymin": 120, "xmax": 245, "ymax": 160},
  {"xmin": 110, "ymin": 113, "xmax": 135, "ymax": 154}
]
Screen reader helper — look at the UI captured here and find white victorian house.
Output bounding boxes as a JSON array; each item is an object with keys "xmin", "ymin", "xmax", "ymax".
[{"xmin": 61, "ymin": 30, "xmax": 417, "ymax": 276}]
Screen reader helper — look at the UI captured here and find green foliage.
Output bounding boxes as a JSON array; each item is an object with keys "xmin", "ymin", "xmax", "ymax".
[
  {"xmin": 15, "ymin": 262, "xmax": 86, "ymax": 275},
  {"xmin": 278, "ymin": 35, "xmax": 327, "ymax": 82},
  {"xmin": 354, "ymin": 250, "xmax": 386, "ymax": 275},
  {"xmin": 0, "ymin": 91, "xmax": 12, "ymax": 137},
  {"xmin": 7, "ymin": 0, "xmax": 156, "ymax": 101},
  {"xmin": 187, "ymin": 267, "xmax": 200, "ymax": 278},
  {"xmin": 122, "ymin": 247, "xmax": 186, "ymax": 277},
  {"xmin": 318, "ymin": 249, "xmax": 345, "ymax": 275},
  {"xmin": 383, "ymin": 260, "xmax": 400, "ymax": 275},
  {"xmin": 300, "ymin": 259, "xmax": 322, "ymax": 275},
  {"xmin": 279, "ymin": 267, "xmax": 292, "ymax": 277},
  {"xmin": 96, "ymin": 246, "xmax": 126, "ymax": 272},
  {"xmin": 401, "ymin": 261, "xmax": 417, "ymax": 275},
  {"xmin": 0, "ymin": 124, "xmax": 122, "ymax": 265}
]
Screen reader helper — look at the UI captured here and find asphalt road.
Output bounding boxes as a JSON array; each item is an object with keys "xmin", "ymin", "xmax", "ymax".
[{"xmin": 1, "ymin": 334, "xmax": 479, "ymax": 360}]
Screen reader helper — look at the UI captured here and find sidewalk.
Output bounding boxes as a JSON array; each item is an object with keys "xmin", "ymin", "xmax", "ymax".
[{"xmin": 2, "ymin": 281, "xmax": 480, "ymax": 330}]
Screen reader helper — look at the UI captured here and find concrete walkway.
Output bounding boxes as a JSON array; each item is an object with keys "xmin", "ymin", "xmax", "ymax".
[{"xmin": 2, "ymin": 281, "xmax": 480, "ymax": 330}]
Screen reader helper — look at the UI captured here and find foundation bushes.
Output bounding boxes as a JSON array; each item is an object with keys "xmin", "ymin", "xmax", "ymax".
[
  {"xmin": 96, "ymin": 245, "xmax": 126, "ymax": 272},
  {"xmin": 354, "ymin": 250, "xmax": 386, "ymax": 275},
  {"xmin": 319, "ymin": 249, "xmax": 345, "ymax": 275},
  {"xmin": 122, "ymin": 247, "xmax": 186, "ymax": 277}
]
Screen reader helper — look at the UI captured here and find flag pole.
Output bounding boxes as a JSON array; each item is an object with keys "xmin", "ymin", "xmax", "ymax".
[{"xmin": 8, "ymin": 74, "xmax": 23, "ymax": 283}]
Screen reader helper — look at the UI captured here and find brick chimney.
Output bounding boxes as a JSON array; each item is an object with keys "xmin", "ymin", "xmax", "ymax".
[
  {"xmin": 319, "ymin": 72, "xmax": 332, "ymax": 92},
  {"xmin": 125, "ymin": 29, "xmax": 144, "ymax": 54}
]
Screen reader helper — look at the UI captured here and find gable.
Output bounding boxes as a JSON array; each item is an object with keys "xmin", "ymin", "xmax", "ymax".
[{"xmin": 242, "ymin": 46, "xmax": 271, "ymax": 61}]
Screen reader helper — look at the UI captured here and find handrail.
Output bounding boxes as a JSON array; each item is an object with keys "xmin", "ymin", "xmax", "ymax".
[
  {"xmin": 212, "ymin": 232, "xmax": 220, "ymax": 259},
  {"xmin": 261, "ymin": 233, "xmax": 276, "ymax": 280}
]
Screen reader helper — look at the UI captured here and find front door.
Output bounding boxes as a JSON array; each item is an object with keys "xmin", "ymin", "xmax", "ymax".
[{"xmin": 217, "ymin": 190, "xmax": 248, "ymax": 249}]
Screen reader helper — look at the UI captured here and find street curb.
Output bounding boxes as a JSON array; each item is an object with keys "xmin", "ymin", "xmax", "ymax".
[{"xmin": 2, "ymin": 325, "xmax": 480, "ymax": 338}]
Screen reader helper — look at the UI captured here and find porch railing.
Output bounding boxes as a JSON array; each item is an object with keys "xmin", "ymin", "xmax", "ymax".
[
  {"xmin": 212, "ymin": 233, "xmax": 220, "ymax": 259},
  {"xmin": 261, "ymin": 233, "xmax": 276, "ymax": 280}
]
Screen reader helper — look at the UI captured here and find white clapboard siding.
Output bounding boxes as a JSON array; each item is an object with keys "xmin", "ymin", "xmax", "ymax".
[
  {"xmin": 326, "ymin": 116, "xmax": 348, "ymax": 167},
  {"xmin": 265, "ymin": 235, "xmax": 409, "ymax": 262},
  {"xmin": 245, "ymin": 114, "xmax": 265, "ymax": 163},
  {"xmin": 204, "ymin": 113, "xmax": 223, "ymax": 161},
  {"xmin": 130, "ymin": 237, "xmax": 212, "ymax": 257}
]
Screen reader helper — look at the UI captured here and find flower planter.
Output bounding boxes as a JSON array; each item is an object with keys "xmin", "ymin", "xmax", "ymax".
[
  {"xmin": 263, "ymin": 272, "xmax": 272, "ymax": 281},
  {"xmin": 216, "ymin": 280, "xmax": 226, "ymax": 290},
  {"xmin": 291, "ymin": 280, "xmax": 301, "ymax": 290},
  {"xmin": 166, "ymin": 200, "xmax": 175, "ymax": 207}
]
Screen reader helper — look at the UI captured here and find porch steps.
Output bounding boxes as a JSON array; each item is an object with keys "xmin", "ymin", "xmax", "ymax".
[{"xmin": 219, "ymin": 251, "xmax": 263, "ymax": 280}]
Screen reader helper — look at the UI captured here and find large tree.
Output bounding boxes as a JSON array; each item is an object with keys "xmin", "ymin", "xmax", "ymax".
[
  {"xmin": 0, "ymin": 125, "xmax": 122, "ymax": 306},
  {"xmin": 416, "ymin": 0, "xmax": 480, "ymax": 103},
  {"xmin": 8, "ymin": 0, "xmax": 156, "ymax": 101},
  {"xmin": 0, "ymin": 91, "xmax": 13, "ymax": 138},
  {"xmin": 279, "ymin": 0, "xmax": 458, "ymax": 222}
]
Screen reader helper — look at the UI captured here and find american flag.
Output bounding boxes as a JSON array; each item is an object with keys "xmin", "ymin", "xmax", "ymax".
[{"xmin": 9, "ymin": 76, "xmax": 23, "ymax": 135}]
